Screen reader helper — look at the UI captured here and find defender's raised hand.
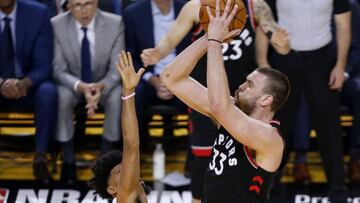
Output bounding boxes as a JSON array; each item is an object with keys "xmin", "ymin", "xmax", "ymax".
[
  {"xmin": 116, "ymin": 51, "xmax": 145, "ymax": 91},
  {"xmin": 206, "ymin": 0, "xmax": 241, "ymax": 42}
]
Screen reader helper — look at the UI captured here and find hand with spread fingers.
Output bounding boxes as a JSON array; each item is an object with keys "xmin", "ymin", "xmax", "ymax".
[
  {"xmin": 206, "ymin": 0, "xmax": 241, "ymax": 43},
  {"xmin": 116, "ymin": 51, "xmax": 145, "ymax": 91}
]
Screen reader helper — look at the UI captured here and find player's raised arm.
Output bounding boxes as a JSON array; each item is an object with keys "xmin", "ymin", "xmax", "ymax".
[{"xmin": 115, "ymin": 51, "xmax": 145, "ymax": 202}]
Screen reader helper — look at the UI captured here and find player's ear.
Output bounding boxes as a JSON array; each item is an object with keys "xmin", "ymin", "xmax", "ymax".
[
  {"xmin": 260, "ymin": 94, "xmax": 273, "ymax": 107},
  {"xmin": 107, "ymin": 185, "xmax": 116, "ymax": 196}
]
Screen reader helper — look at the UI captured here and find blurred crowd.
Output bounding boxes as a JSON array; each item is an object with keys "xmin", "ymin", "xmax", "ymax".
[{"xmin": 0, "ymin": 0, "xmax": 359, "ymax": 202}]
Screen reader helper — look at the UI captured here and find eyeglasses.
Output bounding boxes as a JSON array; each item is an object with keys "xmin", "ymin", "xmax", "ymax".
[{"xmin": 71, "ymin": 1, "xmax": 95, "ymax": 12}]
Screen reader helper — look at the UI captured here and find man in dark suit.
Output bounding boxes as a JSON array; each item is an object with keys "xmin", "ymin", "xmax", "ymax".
[
  {"xmin": 123, "ymin": 0, "xmax": 191, "ymax": 137},
  {"xmin": 0, "ymin": 0, "xmax": 58, "ymax": 184}
]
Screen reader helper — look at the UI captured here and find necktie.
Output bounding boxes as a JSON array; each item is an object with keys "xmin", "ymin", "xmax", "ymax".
[
  {"xmin": 0, "ymin": 16, "xmax": 15, "ymax": 79},
  {"xmin": 81, "ymin": 27, "xmax": 92, "ymax": 83}
]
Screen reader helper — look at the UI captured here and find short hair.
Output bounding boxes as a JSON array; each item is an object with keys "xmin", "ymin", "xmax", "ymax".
[
  {"xmin": 256, "ymin": 67, "xmax": 290, "ymax": 112},
  {"xmin": 88, "ymin": 150, "xmax": 123, "ymax": 199}
]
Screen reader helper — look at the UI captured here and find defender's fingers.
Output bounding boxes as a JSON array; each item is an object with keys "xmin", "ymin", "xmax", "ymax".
[
  {"xmin": 117, "ymin": 53, "xmax": 122, "ymax": 66},
  {"xmin": 119, "ymin": 54, "xmax": 126, "ymax": 71},
  {"xmin": 115, "ymin": 61, "xmax": 123, "ymax": 73},
  {"xmin": 127, "ymin": 51, "xmax": 134, "ymax": 67},
  {"xmin": 121, "ymin": 51, "xmax": 129, "ymax": 66}
]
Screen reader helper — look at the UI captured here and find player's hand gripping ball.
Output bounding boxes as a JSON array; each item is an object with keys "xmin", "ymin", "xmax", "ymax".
[{"xmin": 199, "ymin": 0, "xmax": 247, "ymax": 34}]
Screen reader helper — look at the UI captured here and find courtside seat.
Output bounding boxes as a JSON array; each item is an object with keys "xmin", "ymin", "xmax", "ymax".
[
  {"xmin": 146, "ymin": 105, "xmax": 189, "ymax": 138},
  {"xmin": 0, "ymin": 111, "xmax": 105, "ymax": 137}
]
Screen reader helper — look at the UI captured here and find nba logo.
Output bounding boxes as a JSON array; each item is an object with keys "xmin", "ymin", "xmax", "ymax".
[{"xmin": 0, "ymin": 188, "xmax": 9, "ymax": 203}]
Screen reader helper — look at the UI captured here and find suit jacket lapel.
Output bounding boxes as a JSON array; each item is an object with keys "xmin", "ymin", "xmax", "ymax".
[
  {"xmin": 15, "ymin": 1, "xmax": 25, "ymax": 69},
  {"xmin": 144, "ymin": 1, "xmax": 155, "ymax": 48},
  {"xmin": 174, "ymin": 0, "xmax": 182, "ymax": 17},
  {"xmin": 94, "ymin": 11, "xmax": 105, "ymax": 72},
  {"xmin": 68, "ymin": 15, "xmax": 81, "ymax": 72}
]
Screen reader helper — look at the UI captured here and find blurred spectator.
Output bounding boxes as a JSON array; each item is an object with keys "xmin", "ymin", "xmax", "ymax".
[
  {"xmin": 265, "ymin": 0, "xmax": 351, "ymax": 202},
  {"xmin": 61, "ymin": 0, "xmax": 121, "ymax": 14},
  {"xmin": 343, "ymin": 0, "xmax": 360, "ymax": 187},
  {"xmin": 123, "ymin": 0, "xmax": 191, "ymax": 138},
  {"xmin": 51, "ymin": 0, "xmax": 124, "ymax": 185},
  {"xmin": 0, "ymin": 0, "xmax": 57, "ymax": 184}
]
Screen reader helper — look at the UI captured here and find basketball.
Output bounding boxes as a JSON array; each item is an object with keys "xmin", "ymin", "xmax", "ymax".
[{"xmin": 199, "ymin": 0, "xmax": 247, "ymax": 33}]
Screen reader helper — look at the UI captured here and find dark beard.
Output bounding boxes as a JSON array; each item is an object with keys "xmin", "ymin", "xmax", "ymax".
[
  {"xmin": 237, "ymin": 101, "xmax": 252, "ymax": 115},
  {"xmin": 235, "ymin": 97, "xmax": 254, "ymax": 115},
  {"xmin": 235, "ymin": 91, "xmax": 256, "ymax": 115}
]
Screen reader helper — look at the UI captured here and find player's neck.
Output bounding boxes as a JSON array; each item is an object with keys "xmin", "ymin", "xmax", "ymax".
[{"xmin": 249, "ymin": 109, "xmax": 273, "ymax": 123}]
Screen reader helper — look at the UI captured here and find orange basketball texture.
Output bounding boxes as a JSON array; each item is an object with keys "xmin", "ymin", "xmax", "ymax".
[{"xmin": 199, "ymin": 0, "xmax": 247, "ymax": 33}]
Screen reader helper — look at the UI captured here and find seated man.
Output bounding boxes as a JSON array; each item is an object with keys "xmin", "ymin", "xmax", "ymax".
[
  {"xmin": 0, "ymin": 0, "xmax": 57, "ymax": 184},
  {"xmin": 89, "ymin": 51, "xmax": 149, "ymax": 203},
  {"xmin": 51, "ymin": 0, "xmax": 124, "ymax": 185}
]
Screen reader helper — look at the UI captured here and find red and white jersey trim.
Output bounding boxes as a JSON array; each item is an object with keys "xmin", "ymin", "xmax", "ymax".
[
  {"xmin": 192, "ymin": 146, "xmax": 213, "ymax": 157},
  {"xmin": 248, "ymin": 0, "xmax": 257, "ymax": 30},
  {"xmin": 243, "ymin": 145, "xmax": 258, "ymax": 169}
]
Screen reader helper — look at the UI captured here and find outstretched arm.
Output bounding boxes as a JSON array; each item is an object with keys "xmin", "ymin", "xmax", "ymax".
[
  {"xmin": 141, "ymin": 0, "xmax": 201, "ymax": 67},
  {"xmin": 116, "ymin": 51, "xmax": 145, "ymax": 202},
  {"xmin": 206, "ymin": 0, "xmax": 283, "ymax": 172}
]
